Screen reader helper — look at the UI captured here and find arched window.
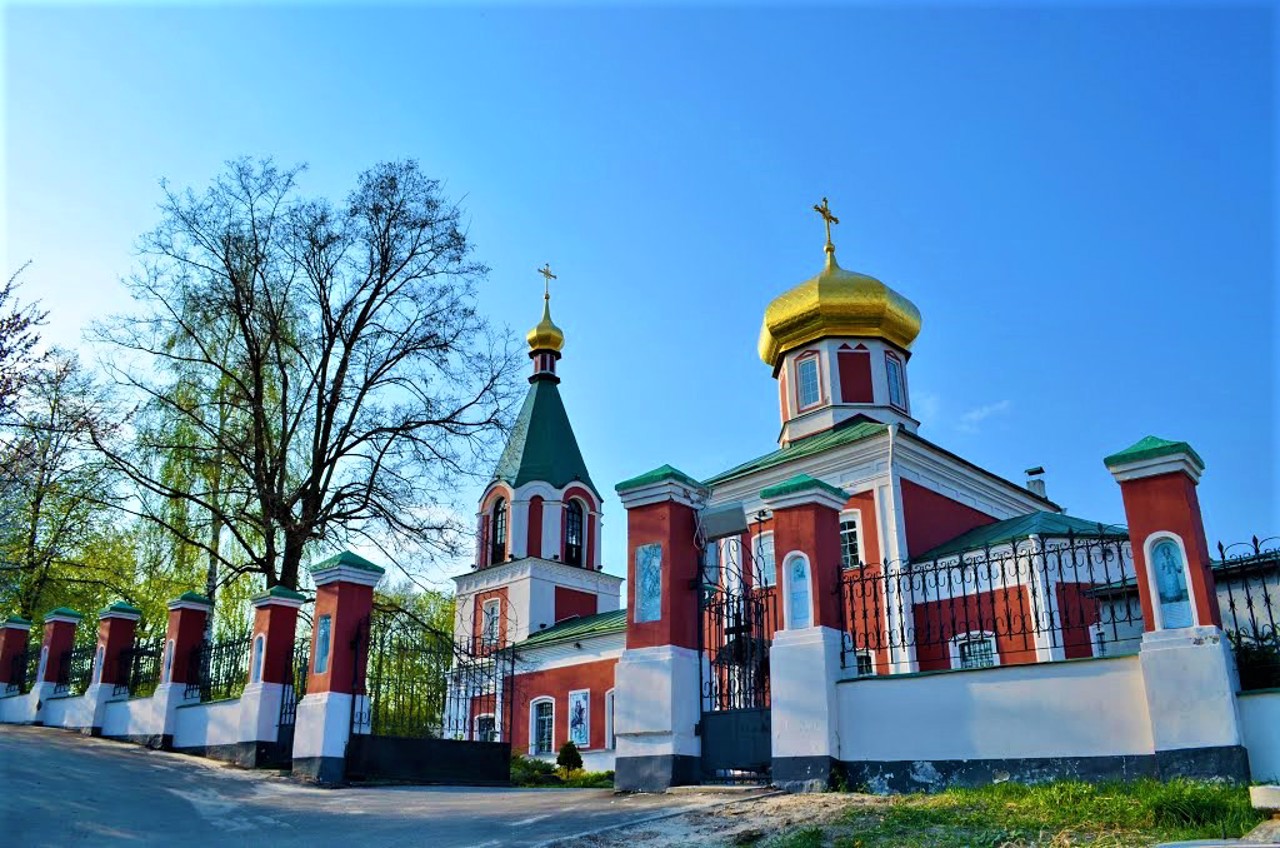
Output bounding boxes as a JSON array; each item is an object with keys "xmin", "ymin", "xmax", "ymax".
[
  {"xmin": 564, "ymin": 499, "xmax": 585, "ymax": 567},
  {"xmin": 251, "ymin": 634, "xmax": 265, "ymax": 683},
  {"xmin": 491, "ymin": 498, "xmax": 508, "ymax": 564},
  {"xmin": 530, "ymin": 697, "xmax": 555, "ymax": 756},
  {"xmin": 784, "ymin": 553, "xmax": 812, "ymax": 629}
]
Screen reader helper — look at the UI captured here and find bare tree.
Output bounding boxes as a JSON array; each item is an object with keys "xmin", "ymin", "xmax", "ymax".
[
  {"xmin": 95, "ymin": 158, "xmax": 517, "ymax": 590},
  {"xmin": 0, "ymin": 262, "xmax": 48, "ymax": 415}
]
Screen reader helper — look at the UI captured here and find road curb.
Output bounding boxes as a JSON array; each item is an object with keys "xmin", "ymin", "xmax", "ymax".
[{"xmin": 530, "ymin": 789, "xmax": 782, "ymax": 848}]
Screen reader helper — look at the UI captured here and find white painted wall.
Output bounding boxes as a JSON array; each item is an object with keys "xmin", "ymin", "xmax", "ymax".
[
  {"xmin": 173, "ymin": 698, "xmax": 243, "ymax": 749},
  {"xmin": 101, "ymin": 692, "xmax": 169, "ymax": 739},
  {"xmin": 0, "ymin": 691, "xmax": 39, "ymax": 723},
  {"xmin": 838, "ymin": 656, "xmax": 1154, "ymax": 762},
  {"xmin": 40, "ymin": 692, "xmax": 96, "ymax": 730},
  {"xmin": 1238, "ymin": 690, "xmax": 1280, "ymax": 781}
]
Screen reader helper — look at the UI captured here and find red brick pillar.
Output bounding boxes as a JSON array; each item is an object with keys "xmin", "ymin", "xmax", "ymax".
[
  {"xmin": 162, "ymin": 592, "xmax": 212, "ymax": 687},
  {"xmin": 760, "ymin": 474, "xmax": 848, "ymax": 631},
  {"xmin": 1104, "ymin": 436, "xmax": 1218, "ymax": 632},
  {"xmin": 1105, "ymin": 436, "xmax": 1247, "ymax": 781},
  {"xmin": 293, "ymin": 551, "xmax": 383, "ymax": 784},
  {"xmin": 94, "ymin": 602, "xmax": 142, "ymax": 689},
  {"xmin": 39, "ymin": 607, "xmax": 85, "ymax": 686},
  {"xmin": 250, "ymin": 586, "xmax": 306, "ymax": 686},
  {"xmin": 759, "ymin": 473, "xmax": 849, "ymax": 790},
  {"xmin": 0, "ymin": 616, "xmax": 33, "ymax": 691},
  {"xmin": 613, "ymin": 464, "xmax": 707, "ymax": 791}
]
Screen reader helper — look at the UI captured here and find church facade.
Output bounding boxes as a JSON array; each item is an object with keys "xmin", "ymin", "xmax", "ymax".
[{"xmin": 453, "ymin": 202, "xmax": 1146, "ymax": 774}]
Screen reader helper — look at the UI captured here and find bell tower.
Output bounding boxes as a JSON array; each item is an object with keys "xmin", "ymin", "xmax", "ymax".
[
  {"xmin": 759, "ymin": 198, "xmax": 924, "ymax": 446},
  {"xmin": 453, "ymin": 264, "xmax": 622, "ymax": 651}
]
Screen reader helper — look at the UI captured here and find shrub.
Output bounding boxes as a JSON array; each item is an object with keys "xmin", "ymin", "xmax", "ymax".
[
  {"xmin": 557, "ymin": 740, "xmax": 583, "ymax": 771},
  {"xmin": 511, "ymin": 754, "xmax": 559, "ymax": 786}
]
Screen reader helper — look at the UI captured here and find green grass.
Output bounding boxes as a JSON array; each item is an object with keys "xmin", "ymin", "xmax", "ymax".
[
  {"xmin": 509, "ymin": 754, "xmax": 614, "ymax": 788},
  {"xmin": 802, "ymin": 779, "xmax": 1264, "ymax": 848}
]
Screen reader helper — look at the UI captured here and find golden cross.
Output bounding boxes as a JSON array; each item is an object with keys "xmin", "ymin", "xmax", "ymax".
[
  {"xmin": 536, "ymin": 263, "xmax": 557, "ymax": 298},
  {"xmin": 813, "ymin": 197, "xmax": 839, "ymax": 251}
]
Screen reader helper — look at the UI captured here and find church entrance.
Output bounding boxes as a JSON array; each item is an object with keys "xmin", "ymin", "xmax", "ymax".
[
  {"xmin": 698, "ymin": 539, "xmax": 777, "ymax": 782},
  {"xmin": 346, "ymin": 609, "xmax": 515, "ymax": 784}
]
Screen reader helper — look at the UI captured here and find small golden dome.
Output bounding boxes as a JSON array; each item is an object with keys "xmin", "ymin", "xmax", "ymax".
[
  {"xmin": 758, "ymin": 249, "xmax": 922, "ymax": 368},
  {"xmin": 527, "ymin": 295, "xmax": 565, "ymax": 353}
]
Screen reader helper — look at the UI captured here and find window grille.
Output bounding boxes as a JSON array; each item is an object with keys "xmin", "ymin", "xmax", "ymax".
[
  {"xmin": 476, "ymin": 715, "xmax": 496, "ymax": 742},
  {"xmin": 840, "ymin": 515, "xmax": 861, "ymax": 570},
  {"xmin": 886, "ymin": 353, "xmax": 906, "ymax": 410},
  {"xmin": 482, "ymin": 600, "xmax": 501, "ymax": 646},
  {"xmin": 855, "ymin": 652, "xmax": 875, "ymax": 676},
  {"xmin": 957, "ymin": 635, "xmax": 996, "ymax": 669},
  {"xmin": 754, "ymin": 533, "xmax": 776, "ymax": 587},
  {"xmin": 533, "ymin": 701, "xmax": 554, "ymax": 755},
  {"xmin": 565, "ymin": 500, "xmax": 584, "ymax": 566}
]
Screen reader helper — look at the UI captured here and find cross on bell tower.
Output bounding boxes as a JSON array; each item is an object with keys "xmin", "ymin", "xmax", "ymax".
[
  {"xmin": 526, "ymin": 263, "xmax": 565, "ymax": 382},
  {"xmin": 813, "ymin": 196, "xmax": 840, "ymax": 256}
]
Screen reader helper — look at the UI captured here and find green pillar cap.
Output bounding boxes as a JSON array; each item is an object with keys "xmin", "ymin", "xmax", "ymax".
[
  {"xmin": 98, "ymin": 601, "xmax": 143, "ymax": 617},
  {"xmin": 760, "ymin": 473, "xmax": 850, "ymax": 502},
  {"xmin": 4, "ymin": 615, "xmax": 33, "ymax": 626},
  {"xmin": 615, "ymin": 463, "xmax": 704, "ymax": 493},
  {"xmin": 45, "ymin": 606, "xmax": 84, "ymax": 620},
  {"xmin": 1104, "ymin": 435, "xmax": 1205, "ymax": 471},
  {"xmin": 252, "ymin": 585, "xmax": 308, "ymax": 602},
  {"xmin": 309, "ymin": 550, "xmax": 386, "ymax": 575},
  {"xmin": 172, "ymin": 591, "xmax": 213, "ymax": 606}
]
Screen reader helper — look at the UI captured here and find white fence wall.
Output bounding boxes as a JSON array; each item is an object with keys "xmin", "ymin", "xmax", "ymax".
[
  {"xmin": 1239, "ymin": 689, "xmax": 1280, "ymax": 782},
  {"xmin": 173, "ymin": 698, "xmax": 242, "ymax": 750},
  {"xmin": 101, "ymin": 693, "xmax": 168, "ymax": 739},
  {"xmin": 40, "ymin": 692, "xmax": 97, "ymax": 730}
]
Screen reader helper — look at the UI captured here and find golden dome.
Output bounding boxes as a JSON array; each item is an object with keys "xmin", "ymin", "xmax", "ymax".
[
  {"xmin": 758, "ymin": 248, "xmax": 922, "ymax": 368},
  {"xmin": 527, "ymin": 295, "xmax": 565, "ymax": 353}
]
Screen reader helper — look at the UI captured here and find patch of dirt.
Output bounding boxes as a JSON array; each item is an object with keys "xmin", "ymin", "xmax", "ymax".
[{"xmin": 546, "ymin": 792, "xmax": 886, "ymax": 848}]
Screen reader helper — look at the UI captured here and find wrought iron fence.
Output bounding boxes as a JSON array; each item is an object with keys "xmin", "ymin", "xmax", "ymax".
[
  {"xmin": 114, "ymin": 638, "xmax": 164, "ymax": 698},
  {"xmin": 5, "ymin": 648, "xmax": 39, "ymax": 694},
  {"xmin": 54, "ymin": 644, "xmax": 96, "ymax": 696},
  {"xmin": 355, "ymin": 611, "xmax": 515, "ymax": 741},
  {"xmin": 278, "ymin": 636, "xmax": 310, "ymax": 731},
  {"xmin": 1218, "ymin": 537, "xmax": 1279, "ymax": 692},
  {"xmin": 186, "ymin": 634, "xmax": 253, "ymax": 702},
  {"xmin": 839, "ymin": 530, "xmax": 1137, "ymax": 673}
]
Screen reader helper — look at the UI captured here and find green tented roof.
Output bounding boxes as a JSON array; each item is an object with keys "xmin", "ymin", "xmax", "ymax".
[
  {"xmin": 1104, "ymin": 435, "xmax": 1204, "ymax": 471},
  {"xmin": 493, "ymin": 378, "xmax": 597, "ymax": 497},
  {"xmin": 704, "ymin": 419, "xmax": 887, "ymax": 487},
  {"xmin": 760, "ymin": 473, "xmax": 849, "ymax": 502},
  {"xmin": 4, "ymin": 615, "xmax": 33, "ymax": 626},
  {"xmin": 616, "ymin": 463, "xmax": 703, "ymax": 493},
  {"xmin": 45, "ymin": 606, "xmax": 84, "ymax": 619},
  {"xmin": 173, "ymin": 591, "xmax": 213, "ymax": 606},
  {"xmin": 517, "ymin": 609, "xmax": 626, "ymax": 649},
  {"xmin": 99, "ymin": 601, "xmax": 142, "ymax": 617},
  {"xmin": 310, "ymin": 551, "xmax": 385, "ymax": 575},
  {"xmin": 914, "ymin": 511, "xmax": 1128, "ymax": 561},
  {"xmin": 253, "ymin": 585, "xmax": 308, "ymax": 602}
]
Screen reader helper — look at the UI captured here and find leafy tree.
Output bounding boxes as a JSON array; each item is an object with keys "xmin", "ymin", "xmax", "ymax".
[
  {"xmin": 95, "ymin": 158, "xmax": 517, "ymax": 590},
  {"xmin": 0, "ymin": 262, "xmax": 47, "ymax": 416},
  {"xmin": 0, "ymin": 352, "xmax": 121, "ymax": 618}
]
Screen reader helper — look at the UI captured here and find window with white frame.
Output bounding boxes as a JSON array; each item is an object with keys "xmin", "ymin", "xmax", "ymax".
[
  {"xmin": 885, "ymin": 352, "xmax": 906, "ymax": 410},
  {"xmin": 491, "ymin": 497, "xmax": 508, "ymax": 564},
  {"xmin": 797, "ymin": 354, "xmax": 821, "ymax": 409},
  {"xmin": 482, "ymin": 599, "xmax": 502, "ymax": 646},
  {"xmin": 952, "ymin": 632, "xmax": 998, "ymax": 670},
  {"xmin": 531, "ymin": 698, "xmax": 555, "ymax": 755},
  {"xmin": 475, "ymin": 714, "xmax": 496, "ymax": 742},
  {"xmin": 855, "ymin": 651, "xmax": 874, "ymax": 677},
  {"xmin": 702, "ymin": 540, "xmax": 721, "ymax": 586},
  {"xmin": 754, "ymin": 532, "xmax": 776, "ymax": 588},
  {"xmin": 840, "ymin": 512, "xmax": 862, "ymax": 570}
]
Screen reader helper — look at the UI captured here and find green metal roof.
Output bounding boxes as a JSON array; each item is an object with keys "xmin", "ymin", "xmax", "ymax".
[
  {"xmin": 616, "ymin": 463, "xmax": 703, "ymax": 493},
  {"xmin": 914, "ymin": 511, "xmax": 1128, "ymax": 561},
  {"xmin": 253, "ymin": 585, "xmax": 308, "ymax": 602},
  {"xmin": 4, "ymin": 615, "xmax": 32, "ymax": 626},
  {"xmin": 310, "ymin": 551, "xmax": 385, "ymax": 575},
  {"xmin": 1104, "ymin": 435, "xmax": 1204, "ymax": 471},
  {"xmin": 517, "ymin": 609, "xmax": 626, "ymax": 649},
  {"xmin": 493, "ymin": 378, "xmax": 597, "ymax": 497},
  {"xmin": 760, "ymin": 473, "xmax": 849, "ymax": 502},
  {"xmin": 98, "ymin": 601, "xmax": 143, "ymax": 617},
  {"xmin": 704, "ymin": 419, "xmax": 887, "ymax": 487},
  {"xmin": 173, "ymin": 591, "xmax": 213, "ymax": 606}
]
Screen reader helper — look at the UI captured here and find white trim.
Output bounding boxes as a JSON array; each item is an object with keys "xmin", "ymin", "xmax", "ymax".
[
  {"xmin": 309, "ymin": 565, "xmax": 383, "ymax": 588},
  {"xmin": 781, "ymin": 552, "xmax": 813, "ymax": 630},
  {"xmin": 616, "ymin": 479, "xmax": 707, "ymax": 510},
  {"xmin": 753, "ymin": 531, "xmax": 777, "ymax": 588},
  {"xmin": 250, "ymin": 594, "xmax": 305, "ymax": 611},
  {"xmin": 44, "ymin": 613, "xmax": 84, "ymax": 625},
  {"xmin": 473, "ymin": 711, "xmax": 497, "ymax": 742},
  {"xmin": 98, "ymin": 610, "xmax": 142, "ymax": 622},
  {"xmin": 1108, "ymin": 453, "xmax": 1203, "ymax": 484},
  {"xmin": 1, "ymin": 621, "xmax": 32, "ymax": 632},
  {"xmin": 568, "ymin": 688, "xmax": 591, "ymax": 749},
  {"xmin": 949, "ymin": 630, "xmax": 1000, "ymax": 670},
  {"xmin": 604, "ymin": 688, "xmax": 616, "ymax": 750},
  {"xmin": 251, "ymin": 634, "xmax": 266, "ymax": 683},
  {"xmin": 529, "ymin": 695, "xmax": 556, "ymax": 756},
  {"xmin": 1142, "ymin": 531, "xmax": 1201, "ymax": 630},
  {"xmin": 761, "ymin": 486, "xmax": 848, "ymax": 512}
]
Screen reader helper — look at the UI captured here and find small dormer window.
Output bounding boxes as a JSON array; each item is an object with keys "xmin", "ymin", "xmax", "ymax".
[
  {"xmin": 885, "ymin": 352, "xmax": 906, "ymax": 411},
  {"xmin": 796, "ymin": 354, "xmax": 821, "ymax": 410}
]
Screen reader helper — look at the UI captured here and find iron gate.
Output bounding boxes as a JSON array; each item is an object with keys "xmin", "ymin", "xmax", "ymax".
[
  {"xmin": 346, "ymin": 609, "xmax": 515, "ymax": 784},
  {"xmin": 698, "ymin": 535, "xmax": 777, "ymax": 781},
  {"xmin": 262, "ymin": 636, "xmax": 310, "ymax": 767}
]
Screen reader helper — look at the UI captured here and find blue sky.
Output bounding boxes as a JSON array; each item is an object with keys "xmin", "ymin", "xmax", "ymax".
[{"xmin": 4, "ymin": 2, "xmax": 1275, "ymax": 588}]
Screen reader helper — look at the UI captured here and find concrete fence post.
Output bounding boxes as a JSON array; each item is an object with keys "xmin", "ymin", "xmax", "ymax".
[
  {"xmin": 761, "ymin": 474, "xmax": 850, "ymax": 791},
  {"xmin": 79, "ymin": 602, "xmax": 142, "ymax": 734},
  {"xmin": 1106, "ymin": 435, "xmax": 1250, "ymax": 781},
  {"xmin": 236, "ymin": 585, "xmax": 306, "ymax": 766},
  {"xmin": 292, "ymin": 552, "xmax": 383, "ymax": 784},
  {"xmin": 146, "ymin": 592, "xmax": 212, "ymax": 748},
  {"xmin": 0, "ymin": 616, "xmax": 32, "ymax": 693},
  {"xmin": 36, "ymin": 608, "xmax": 85, "ymax": 713},
  {"xmin": 612, "ymin": 465, "xmax": 707, "ymax": 792}
]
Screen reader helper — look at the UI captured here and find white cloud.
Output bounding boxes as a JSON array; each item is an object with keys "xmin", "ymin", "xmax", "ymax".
[{"xmin": 958, "ymin": 399, "xmax": 1013, "ymax": 434}]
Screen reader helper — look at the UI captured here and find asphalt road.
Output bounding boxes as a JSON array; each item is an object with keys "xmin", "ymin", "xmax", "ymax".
[{"xmin": 0, "ymin": 725, "xmax": 719, "ymax": 847}]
